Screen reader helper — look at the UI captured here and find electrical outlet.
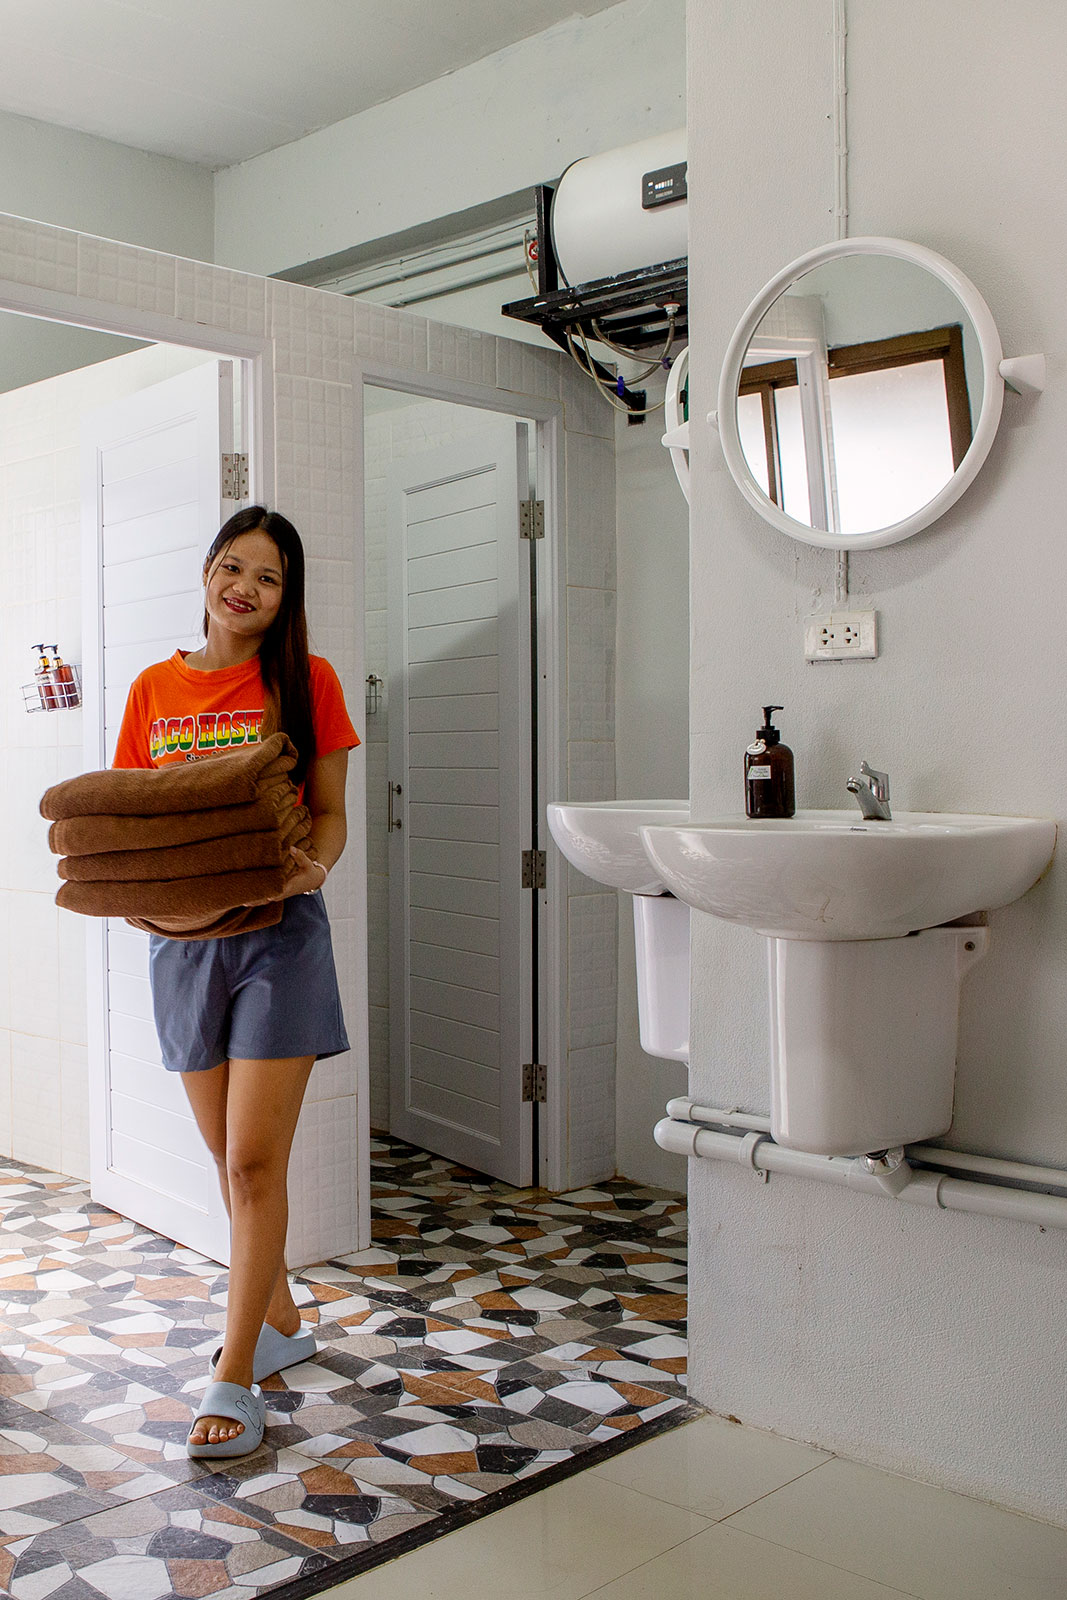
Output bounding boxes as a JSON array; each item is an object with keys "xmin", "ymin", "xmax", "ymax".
[{"xmin": 804, "ymin": 609, "xmax": 878, "ymax": 662}]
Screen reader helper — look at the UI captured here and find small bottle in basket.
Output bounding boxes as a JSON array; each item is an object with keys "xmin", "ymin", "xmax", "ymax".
[
  {"xmin": 49, "ymin": 645, "xmax": 78, "ymax": 708},
  {"xmin": 32, "ymin": 644, "xmax": 58, "ymax": 711}
]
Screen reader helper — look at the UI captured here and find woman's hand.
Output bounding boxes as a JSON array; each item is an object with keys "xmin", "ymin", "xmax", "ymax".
[
  {"xmin": 244, "ymin": 748, "xmax": 349, "ymax": 907},
  {"xmin": 242, "ymin": 847, "xmax": 325, "ymax": 906},
  {"xmin": 281, "ymin": 846, "xmax": 327, "ymax": 898}
]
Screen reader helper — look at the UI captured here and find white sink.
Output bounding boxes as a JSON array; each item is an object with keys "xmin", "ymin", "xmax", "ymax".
[
  {"xmin": 639, "ymin": 809, "xmax": 1057, "ymax": 940},
  {"xmin": 547, "ymin": 800, "xmax": 689, "ymax": 894}
]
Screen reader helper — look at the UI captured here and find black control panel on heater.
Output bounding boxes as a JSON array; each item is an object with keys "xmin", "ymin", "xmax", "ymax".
[{"xmin": 642, "ymin": 161, "xmax": 688, "ymax": 209}]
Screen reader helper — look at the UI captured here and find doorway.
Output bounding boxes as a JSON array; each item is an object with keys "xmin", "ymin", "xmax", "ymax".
[
  {"xmin": 0, "ymin": 318, "xmax": 248, "ymax": 1208},
  {"xmin": 364, "ymin": 385, "xmax": 547, "ymax": 1187}
]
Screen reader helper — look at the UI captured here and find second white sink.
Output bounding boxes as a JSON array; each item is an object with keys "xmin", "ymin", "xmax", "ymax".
[
  {"xmin": 640, "ymin": 809, "xmax": 1057, "ymax": 940},
  {"xmin": 547, "ymin": 800, "xmax": 689, "ymax": 894}
]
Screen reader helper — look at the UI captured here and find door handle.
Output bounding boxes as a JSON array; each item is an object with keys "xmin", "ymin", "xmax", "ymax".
[{"xmin": 388, "ymin": 781, "xmax": 403, "ymax": 831}]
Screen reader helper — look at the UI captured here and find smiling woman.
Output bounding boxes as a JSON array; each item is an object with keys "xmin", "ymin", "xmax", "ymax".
[{"xmin": 110, "ymin": 503, "xmax": 362, "ymax": 1457}]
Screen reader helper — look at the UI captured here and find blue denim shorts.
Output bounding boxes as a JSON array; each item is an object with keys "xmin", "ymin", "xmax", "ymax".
[{"xmin": 148, "ymin": 890, "xmax": 350, "ymax": 1073}]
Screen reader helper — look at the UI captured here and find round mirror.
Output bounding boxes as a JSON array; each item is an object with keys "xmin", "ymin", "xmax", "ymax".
[{"xmin": 716, "ymin": 237, "xmax": 1005, "ymax": 549}]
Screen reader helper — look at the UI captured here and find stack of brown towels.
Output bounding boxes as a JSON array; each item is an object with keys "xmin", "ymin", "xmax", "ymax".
[{"xmin": 39, "ymin": 732, "xmax": 316, "ymax": 938}]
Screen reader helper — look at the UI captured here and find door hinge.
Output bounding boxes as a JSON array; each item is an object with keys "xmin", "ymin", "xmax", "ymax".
[
  {"xmin": 221, "ymin": 452, "xmax": 250, "ymax": 500},
  {"xmin": 522, "ymin": 1063, "xmax": 547, "ymax": 1103},
  {"xmin": 519, "ymin": 498, "xmax": 545, "ymax": 540},
  {"xmin": 521, "ymin": 848, "xmax": 546, "ymax": 889}
]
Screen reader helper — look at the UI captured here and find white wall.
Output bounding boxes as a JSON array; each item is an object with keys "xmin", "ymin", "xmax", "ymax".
[
  {"xmin": 213, "ymin": 0, "xmax": 685, "ymax": 277},
  {"xmin": 686, "ymin": 0, "xmax": 1067, "ymax": 1525},
  {"xmin": 0, "ymin": 110, "xmax": 213, "ymax": 252},
  {"xmin": 613, "ymin": 411, "xmax": 689, "ymax": 1188},
  {"xmin": 0, "ymin": 110, "xmax": 213, "ymax": 390},
  {"xmin": 0, "ymin": 341, "xmax": 227, "ymax": 1179}
]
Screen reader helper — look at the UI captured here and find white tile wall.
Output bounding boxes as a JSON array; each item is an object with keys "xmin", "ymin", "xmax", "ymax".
[
  {"xmin": 560, "ymin": 363, "xmax": 617, "ymax": 442},
  {"xmin": 567, "ymin": 741, "xmax": 617, "ymax": 804},
  {"xmin": 567, "ymin": 895, "xmax": 619, "ymax": 1051},
  {"xmin": 565, "ymin": 432, "xmax": 618, "ymax": 591},
  {"xmin": 0, "ymin": 217, "xmax": 78, "ymax": 295},
  {"xmin": 77, "ymin": 236, "xmax": 178, "ymax": 316},
  {"xmin": 567, "ymin": 1043, "xmax": 617, "ymax": 1189},
  {"xmin": 567, "ymin": 587, "xmax": 617, "ymax": 742},
  {"xmin": 0, "ymin": 1028, "xmax": 10, "ymax": 1154},
  {"xmin": 60, "ymin": 1040, "xmax": 89, "ymax": 1179},
  {"xmin": 174, "ymin": 258, "xmax": 268, "ymax": 337},
  {"xmin": 10, "ymin": 1031, "xmax": 63, "ymax": 1171},
  {"xmin": 286, "ymin": 1090, "xmax": 360, "ymax": 1266},
  {"xmin": 6, "ymin": 892, "xmax": 61, "ymax": 1041}
]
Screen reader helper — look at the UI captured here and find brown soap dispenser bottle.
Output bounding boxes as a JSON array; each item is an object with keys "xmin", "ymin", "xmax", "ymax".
[{"xmin": 745, "ymin": 705, "xmax": 796, "ymax": 818}]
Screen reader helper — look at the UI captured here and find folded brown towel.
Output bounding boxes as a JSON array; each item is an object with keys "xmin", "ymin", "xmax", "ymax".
[
  {"xmin": 48, "ymin": 778, "xmax": 296, "ymax": 857},
  {"xmin": 126, "ymin": 902, "xmax": 286, "ymax": 940},
  {"xmin": 40, "ymin": 733, "xmax": 296, "ymax": 821},
  {"xmin": 56, "ymin": 858, "xmax": 301, "ymax": 919},
  {"xmin": 58, "ymin": 804, "xmax": 310, "ymax": 882},
  {"xmin": 125, "ymin": 818, "xmax": 317, "ymax": 941}
]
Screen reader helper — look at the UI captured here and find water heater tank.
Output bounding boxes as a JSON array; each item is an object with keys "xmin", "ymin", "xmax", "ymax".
[{"xmin": 550, "ymin": 128, "xmax": 687, "ymax": 287}]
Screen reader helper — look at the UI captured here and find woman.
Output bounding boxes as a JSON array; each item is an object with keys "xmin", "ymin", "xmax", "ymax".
[{"xmin": 112, "ymin": 506, "xmax": 359, "ymax": 1458}]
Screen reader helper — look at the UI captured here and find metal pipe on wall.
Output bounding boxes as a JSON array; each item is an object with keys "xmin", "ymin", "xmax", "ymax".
[
  {"xmin": 666, "ymin": 1097, "xmax": 1067, "ymax": 1194},
  {"xmin": 657, "ymin": 1112, "xmax": 1067, "ymax": 1232}
]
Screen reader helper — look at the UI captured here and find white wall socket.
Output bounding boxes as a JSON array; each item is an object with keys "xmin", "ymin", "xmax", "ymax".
[{"xmin": 804, "ymin": 609, "xmax": 878, "ymax": 662}]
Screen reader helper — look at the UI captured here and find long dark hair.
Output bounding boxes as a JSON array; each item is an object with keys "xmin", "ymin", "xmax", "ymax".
[{"xmin": 202, "ymin": 506, "xmax": 316, "ymax": 787}]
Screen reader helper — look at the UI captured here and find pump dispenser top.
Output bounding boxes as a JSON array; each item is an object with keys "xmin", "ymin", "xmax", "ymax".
[
  {"xmin": 745, "ymin": 704, "xmax": 795, "ymax": 818},
  {"xmin": 758, "ymin": 706, "xmax": 783, "ymax": 744}
]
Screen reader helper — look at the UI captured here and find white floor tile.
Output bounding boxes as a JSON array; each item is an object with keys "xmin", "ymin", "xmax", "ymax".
[
  {"xmin": 589, "ymin": 1412, "xmax": 831, "ymax": 1519},
  {"xmin": 327, "ymin": 1473, "xmax": 709, "ymax": 1599},
  {"xmin": 725, "ymin": 1456, "xmax": 1067, "ymax": 1600},
  {"xmin": 579, "ymin": 1522, "xmax": 917, "ymax": 1599}
]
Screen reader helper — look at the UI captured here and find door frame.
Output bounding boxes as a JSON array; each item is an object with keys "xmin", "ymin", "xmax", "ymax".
[
  {"xmin": 0, "ymin": 274, "xmax": 279, "ymax": 1204},
  {"xmin": 356, "ymin": 360, "xmax": 565, "ymax": 1191}
]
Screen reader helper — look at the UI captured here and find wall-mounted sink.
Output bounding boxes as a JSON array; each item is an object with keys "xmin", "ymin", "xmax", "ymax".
[
  {"xmin": 547, "ymin": 800, "xmax": 689, "ymax": 895},
  {"xmin": 640, "ymin": 810, "xmax": 1056, "ymax": 941},
  {"xmin": 546, "ymin": 800, "xmax": 692, "ymax": 1064},
  {"xmin": 639, "ymin": 807, "xmax": 1056, "ymax": 1154}
]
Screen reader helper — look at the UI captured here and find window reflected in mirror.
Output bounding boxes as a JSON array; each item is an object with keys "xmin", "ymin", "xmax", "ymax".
[{"xmin": 733, "ymin": 254, "xmax": 982, "ymax": 538}]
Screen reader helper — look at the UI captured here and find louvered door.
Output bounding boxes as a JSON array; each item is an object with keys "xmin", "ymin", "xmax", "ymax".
[{"xmin": 386, "ymin": 424, "xmax": 531, "ymax": 1184}]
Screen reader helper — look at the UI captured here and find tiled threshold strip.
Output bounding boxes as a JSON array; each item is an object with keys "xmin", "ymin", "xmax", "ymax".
[{"xmin": 0, "ymin": 1135, "xmax": 692, "ymax": 1599}]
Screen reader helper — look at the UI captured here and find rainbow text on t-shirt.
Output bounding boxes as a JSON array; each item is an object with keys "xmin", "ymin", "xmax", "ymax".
[{"xmin": 148, "ymin": 709, "xmax": 264, "ymax": 761}]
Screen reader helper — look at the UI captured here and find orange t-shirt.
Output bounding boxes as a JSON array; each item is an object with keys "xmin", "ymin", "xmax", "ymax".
[{"xmin": 112, "ymin": 651, "xmax": 359, "ymax": 797}]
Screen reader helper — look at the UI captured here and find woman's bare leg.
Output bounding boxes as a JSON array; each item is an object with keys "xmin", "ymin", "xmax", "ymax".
[
  {"xmin": 181, "ymin": 1063, "xmax": 304, "ymax": 1339},
  {"xmin": 181, "ymin": 1055, "xmax": 314, "ymax": 1446}
]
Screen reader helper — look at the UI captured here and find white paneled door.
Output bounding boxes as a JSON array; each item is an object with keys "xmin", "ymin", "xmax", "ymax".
[
  {"xmin": 82, "ymin": 360, "xmax": 238, "ymax": 1262},
  {"xmin": 387, "ymin": 424, "xmax": 533, "ymax": 1185}
]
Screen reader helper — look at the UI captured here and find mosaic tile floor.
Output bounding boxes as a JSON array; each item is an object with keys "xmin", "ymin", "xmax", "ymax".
[{"xmin": 0, "ymin": 1135, "xmax": 691, "ymax": 1600}]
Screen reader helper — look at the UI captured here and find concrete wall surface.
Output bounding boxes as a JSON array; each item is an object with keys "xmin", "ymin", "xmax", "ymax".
[{"xmin": 685, "ymin": 0, "xmax": 1067, "ymax": 1525}]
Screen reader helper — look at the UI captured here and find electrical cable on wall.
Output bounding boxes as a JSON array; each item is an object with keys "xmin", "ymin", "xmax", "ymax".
[
  {"xmin": 833, "ymin": 0, "xmax": 851, "ymax": 603},
  {"xmin": 561, "ymin": 304, "xmax": 680, "ymax": 417}
]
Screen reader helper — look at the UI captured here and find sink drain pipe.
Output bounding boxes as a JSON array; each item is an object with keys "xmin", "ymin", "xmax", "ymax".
[{"xmin": 656, "ymin": 1100, "xmax": 1067, "ymax": 1232}]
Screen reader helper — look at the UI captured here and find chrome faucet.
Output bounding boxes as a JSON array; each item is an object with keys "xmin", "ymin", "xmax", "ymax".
[{"xmin": 846, "ymin": 761, "xmax": 892, "ymax": 821}]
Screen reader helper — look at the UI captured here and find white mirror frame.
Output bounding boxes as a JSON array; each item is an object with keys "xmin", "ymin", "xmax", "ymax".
[{"xmin": 716, "ymin": 236, "xmax": 1005, "ymax": 550}]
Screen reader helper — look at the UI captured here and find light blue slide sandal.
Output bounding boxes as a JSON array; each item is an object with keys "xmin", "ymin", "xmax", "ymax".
[
  {"xmin": 211, "ymin": 1323, "xmax": 317, "ymax": 1384},
  {"xmin": 187, "ymin": 1380, "xmax": 266, "ymax": 1459}
]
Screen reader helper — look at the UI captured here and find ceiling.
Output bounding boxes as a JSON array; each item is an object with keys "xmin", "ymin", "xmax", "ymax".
[{"xmin": 0, "ymin": 0, "xmax": 624, "ymax": 168}]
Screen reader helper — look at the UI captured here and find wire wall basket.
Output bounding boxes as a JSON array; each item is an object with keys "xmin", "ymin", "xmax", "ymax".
[{"xmin": 22, "ymin": 664, "xmax": 82, "ymax": 712}]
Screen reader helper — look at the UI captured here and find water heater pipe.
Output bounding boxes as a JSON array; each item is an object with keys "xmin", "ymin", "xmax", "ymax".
[
  {"xmin": 665, "ymin": 1097, "xmax": 1067, "ymax": 1193},
  {"xmin": 657, "ymin": 1109, "xmax": 1067, "ymax": 1231}
]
